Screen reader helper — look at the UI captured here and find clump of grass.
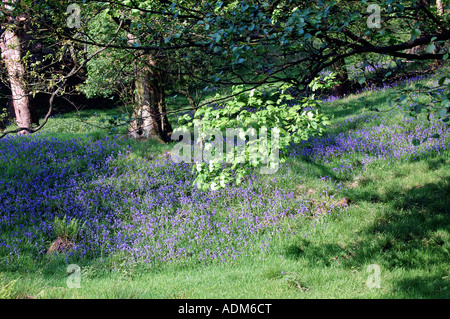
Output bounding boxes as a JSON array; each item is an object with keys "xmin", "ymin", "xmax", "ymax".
[{"xmin": 0, "ymin": 273, "xmax": 18, "ymax": 299}]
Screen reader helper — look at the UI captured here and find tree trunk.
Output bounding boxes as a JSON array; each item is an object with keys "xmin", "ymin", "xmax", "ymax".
[
  {"xmin": 0, "ymin": 2, "xmax": 39, "ymax": 134},
  {"xmin": 332, "ymin": 59, "xmax": 350, "ymax": 98},
  {"xmin": 0, "ymin": 29, "xmax": 38, "ymax": 133},
  {"xmin": 128, "ymin": 70, "xmax": 161, "ymax": 140},
  {"xmin": 127, "ymin": 34, "xmax": 172, "ymax": 142},
  {"xmin": 149, "ymin": 69, "xmax": 173, "ymax": 142},
  {"xmin": 436, "ymin": 0, "xmax": 444, "ymax": 15},
  {"xmin": 432, "ymin": 0, "xmax": 445, "ymax": 69}
]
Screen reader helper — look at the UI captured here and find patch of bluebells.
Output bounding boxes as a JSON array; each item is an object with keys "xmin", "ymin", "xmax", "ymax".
[
  {"xmin": 113, "ymin": 172, "xmax": 314, "ymax": 265},
  {"xmin": 287, "ymin": 112, "xmax": 450, "ymax": 175},
  {"xmin": 0, "ymin": 135, "xmax": 123, "ymax": 262},
  {"xmin": 0, "ymin": 134, "xmax": 346, "ymax": 266},
  {"xmin": 319, "ymin": 176, "xmax": 345, "ymax": 191},
  {"xmin": 321, "ymin": 67, "xmax": 442, "ymax": 102},
  {"xmin": 2, "ymin": 105, "xmax": 448, "ymax": 267}
]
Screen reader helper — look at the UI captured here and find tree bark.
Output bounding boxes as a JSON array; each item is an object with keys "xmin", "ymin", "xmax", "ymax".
[
  {"xmin": 127, "ymin": 34, "xmax": 172, "ymax": 142},
  {"xmin": 128, "ymin": 71, "xmax": 159, "ymax": 139},
  {"xmin": 0, "ymin": 2, "xmax": 38, "ymax": 134},
  {"xmin": 432, "ymin": 0, "xmax": 445, "ymax": 68},
  {"xmin": 0, "ymin": 30, "xmax": 33, "ymax": 133},
  {"xmin": 436, "ymin": 0, "xmax": 444, "ymax": 16},
  {"xmin": 148, "ymin": 68, "xmax": 173, "ymax": 142}
]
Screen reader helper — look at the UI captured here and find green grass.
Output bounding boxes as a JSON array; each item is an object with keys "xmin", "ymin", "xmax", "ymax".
[{"xmin": 1, "ymin": 73, "xmax": 449, "ymax": 299}]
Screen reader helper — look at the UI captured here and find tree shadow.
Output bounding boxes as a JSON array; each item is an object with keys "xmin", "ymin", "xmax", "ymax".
[
  {"xmin": 284, "ymin": 240, "xmax": 349, "ymax": 268},
  {"xmin": 426, "ymin": 158, "xmax": 447, "ymax": 171},
  {"xmin": 322, "ymin": 93, "xmax": 389, "ymax": 121},
  {"xmin": 391, "ymin": 274, "xmax": 450, "ymax": 298},
  {"xmin": 349, "ymin": 176, "xmax": 450, "ymax": 297},
  {"xmin": 283, "ymin": 171, "xmax": 450, "ymax": 298},
  {"xmin": 284, "ymin": 156, "xmax": 354, "ymax": 188}
]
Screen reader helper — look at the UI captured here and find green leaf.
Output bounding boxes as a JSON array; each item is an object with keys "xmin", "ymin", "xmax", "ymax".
[
  {"xmin": 411, "ymin": 29, "xmax": 421, "ymax": 39},
  {"xmin": 414, "ymin": 104, "xmax": 422, "ymax": 114},
  {"xmin": 426, "ymin": 43, "xmax": 436, "ymax": 53},
  {"xmin": 412, "ymin": 138, "xmax": 420, "ymax": 146},
  {"xmin": 437, "ymin": 108, "xmax": 447, "ymax": 118},
  {"xmin": 399, "ymin": 95, "xmax": 408, "ymax": 102}
]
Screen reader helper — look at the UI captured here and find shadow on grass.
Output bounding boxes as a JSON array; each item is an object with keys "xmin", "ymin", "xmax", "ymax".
[
  {"xmin": 323, "ymin": 93, "xmax": 389, "ymax": 121},
  {"xmin": 351, "ymin": 175, "xmax": 449, "ymax": 298},
  {"xmin": 391, "ymin": 274, "xmax": 450, "ymax": 298},
  {"xmin": 284, "ymin": 240, "xmax": 349, "ymax": 268},
  {"xmin": 286, "ymin": 156, "xmax": 342, "ymax": 182},
  {"xmin": 284, "ymin": 171, "xmax": 450, "ymax": 298}
]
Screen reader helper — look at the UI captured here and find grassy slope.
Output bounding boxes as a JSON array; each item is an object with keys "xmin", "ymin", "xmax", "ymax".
[{"xmin": 1, "ymin": 75, "xmax": 449, "ymax": 299}]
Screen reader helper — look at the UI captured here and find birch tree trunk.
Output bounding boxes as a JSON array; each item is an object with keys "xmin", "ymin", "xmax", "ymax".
[{"xmin": 0, "ymin": 1, "xmax": 38, "ymax": 134}]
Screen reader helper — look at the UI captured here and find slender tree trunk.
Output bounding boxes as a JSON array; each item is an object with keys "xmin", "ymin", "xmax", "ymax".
[
  {"xmin": 436, "ymin": 0, "xmax": 444, "ymax": 15},
  {"xmin": 148, "ymin": 68, "xmax": 172, "ymax": 142},
  {"xmin": 432, "ymin": 0, "xmax": 445, "ymax": 69},
  {"xmin": 0, "ymin": 1, "xmax": 38, "ymax": 134},
  {"xmin": 0, "ymin": 29, "xmax": 36, "ymax": 133}
]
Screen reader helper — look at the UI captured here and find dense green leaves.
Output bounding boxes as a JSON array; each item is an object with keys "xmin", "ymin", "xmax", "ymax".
[{"xmin": 176, "ymin": 84, "xmax": 330, "ymax": 190}]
